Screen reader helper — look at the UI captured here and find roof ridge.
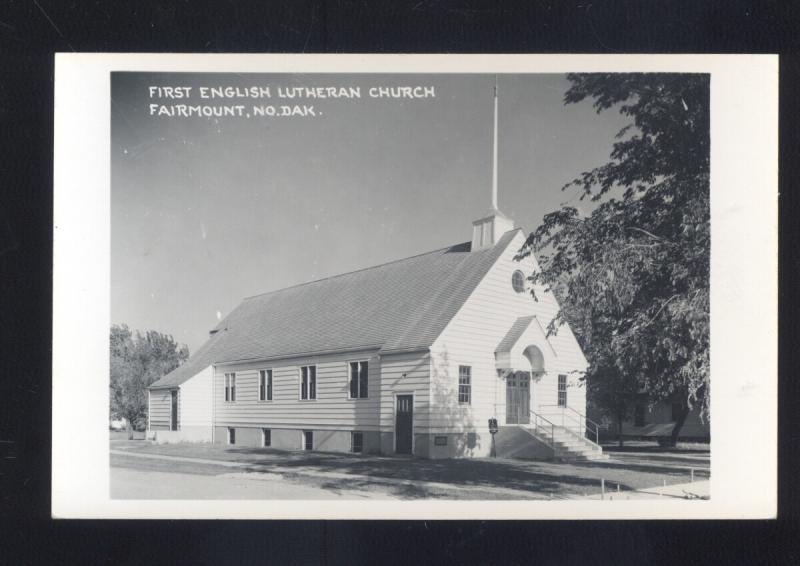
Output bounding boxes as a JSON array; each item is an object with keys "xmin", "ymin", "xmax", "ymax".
[{"xmin": 240, "ymin": 241, "xmax": 471, "ymax": 301}]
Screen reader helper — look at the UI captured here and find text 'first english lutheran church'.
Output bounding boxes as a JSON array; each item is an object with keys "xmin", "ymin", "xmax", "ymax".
[{"xmin": 148, "ymin": 85, "xmax": 437, "ymax": 100}]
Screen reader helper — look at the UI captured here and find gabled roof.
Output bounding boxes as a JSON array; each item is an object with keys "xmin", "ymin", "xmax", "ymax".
[
  {"xmin": 495, "ymin": 315, "xmax": 535, "ymax": 353},
  {"xmin": 149, "ymin": 229, "xmax": 521, "ymax": 389}
]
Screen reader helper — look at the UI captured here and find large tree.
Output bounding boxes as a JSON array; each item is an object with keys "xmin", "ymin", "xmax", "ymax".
[
  {"xmin": 517, "ymin": 73, "xmax": 710, "ymax": 446},
  {"xmin": 110, "ymin": 324, "xmax": 189, "ymax": 438}
]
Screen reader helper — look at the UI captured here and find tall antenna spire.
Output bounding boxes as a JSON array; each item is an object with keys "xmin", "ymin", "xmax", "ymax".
[{"xmin": 491, "ymin": 74, "xmax": 499, "ymax": 211}]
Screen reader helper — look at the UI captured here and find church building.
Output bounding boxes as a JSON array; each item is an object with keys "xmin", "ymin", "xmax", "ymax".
[{"xmin": 146, "ymin": 80, "xmax": 604, "ymax": 461}]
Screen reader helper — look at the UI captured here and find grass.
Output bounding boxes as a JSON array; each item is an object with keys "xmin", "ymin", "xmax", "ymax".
[{"xmin": 111, "ymin": 439, "xmax": 709, "ymax": 500}]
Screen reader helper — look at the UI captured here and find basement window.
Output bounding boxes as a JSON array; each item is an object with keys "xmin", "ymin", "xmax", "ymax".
[
  {"xmin": 262, "ymin": 428, "xmax": 271, "ymax": 447},
  {"xmin": 303, "ymin": 430, "xmax": 314, "ymax": 450},
  {"xmin": 351, "ymin": 431, "xmax": 363, "ymax": 453},
  {"xmin": 227, "ymin": 427, "xmax": 236, "ymax": 445},
  {"xmin": 434, "ymin": 436, "xmax": 448, "ymax": 446}
]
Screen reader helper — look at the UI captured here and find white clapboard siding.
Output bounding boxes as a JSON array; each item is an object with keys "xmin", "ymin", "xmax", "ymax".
[
  {"xmin": 213, "ymin": 350, "xmax": 384, "ymax": 431},
  {"xmin": 149, "ymin": 389, "xmax": 172, "ymax": 429},
  {"xmin": 179, "ymin": 365, "xmax": 213, "ymax": 428},
  {"xmin": 430, "ymin": 230, "xmax": 589, "ymax": 433},
  {"xmin": 378, "ymin": 351, "xmax": 431, "ymax": 433}
]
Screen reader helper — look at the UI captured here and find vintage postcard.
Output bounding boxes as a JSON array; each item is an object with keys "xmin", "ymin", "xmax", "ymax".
[{"xmin": 52, "ymin": 54, "xmax": 777, "ymax": 519}]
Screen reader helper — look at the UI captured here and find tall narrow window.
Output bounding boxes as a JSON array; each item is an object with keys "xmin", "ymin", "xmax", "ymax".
[
  {"xmin": 259, "ymin": 369, "xmax": 273, "ymax": 401},
  {"xmin": 557, "ymin": 374, "xmax": 567, "ymax": 407},
  {"xmin": 303, "ymin": 430, "xmax": 314, "ymax": 450},
  {"xmin": 349, "ymin": 361, "xmax": 369, "ymax": 399},
  {"xmin": 262, "ymin": 428, "xmax": 271, "ymax": 447},
  {"xmin": 458, "ymin": 365, "xmax": 471, "ymax": 405},
  {"xmin": 225, "ymin": 372, "xmax": 236, "ymax": 402},
  {"xmin": 301, "ymin": 366, "xmax": 316, "ymax": 400}
]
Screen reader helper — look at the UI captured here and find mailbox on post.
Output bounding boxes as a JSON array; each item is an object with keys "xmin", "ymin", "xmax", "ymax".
[{"xmin": 488, "ymin": 418, "xmax": 499, "ymax": 457}]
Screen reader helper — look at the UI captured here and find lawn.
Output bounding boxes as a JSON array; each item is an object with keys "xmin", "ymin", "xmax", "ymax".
[{"xmin": 111, "ymin": 439, "xmax": 709, "ymax": 500}]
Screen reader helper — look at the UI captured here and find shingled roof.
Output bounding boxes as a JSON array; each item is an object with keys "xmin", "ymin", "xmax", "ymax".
[{"xmin": 149, "ymin": 229, "xmax": 521, "ymax": 389}]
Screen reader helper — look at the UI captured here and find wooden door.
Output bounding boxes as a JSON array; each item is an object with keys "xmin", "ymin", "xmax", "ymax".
[
  {"xmin": 170, "ymin": 389, "xmax": 178, "ymax": 431},
  {"xmin": 506, "ymin": 372, "xmax": 530, "ymax": 424},
  {"xmin": 395, "ymin": 395, "xmax": 413, "ymax": 454}
]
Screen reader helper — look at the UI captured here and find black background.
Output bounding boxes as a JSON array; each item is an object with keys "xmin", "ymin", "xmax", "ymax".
[{"xmin": 1, "ymin": 1, "xmax": 798, "ymax": 564}]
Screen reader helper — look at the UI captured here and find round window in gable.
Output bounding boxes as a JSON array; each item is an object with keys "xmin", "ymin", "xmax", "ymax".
[{"xmin": 511, "ymin": 270, "xmax": 526, "ymax": 293}]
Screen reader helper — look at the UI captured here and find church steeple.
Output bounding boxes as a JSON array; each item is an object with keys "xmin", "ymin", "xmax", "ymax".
[
  {"xmin": 491, "ymin": 74, "xmax": 499, "ymax": 211},
  {"xmin": 472, "ymin": 75, "xmax": 514, "ymax": 251}
]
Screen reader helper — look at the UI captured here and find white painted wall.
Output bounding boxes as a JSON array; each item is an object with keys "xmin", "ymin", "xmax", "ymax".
[
  {"xmin": 213, "ymin": 350, "xmax": 385, "ymax": 431},
  {"xmin": 148, "ymin": 389, "xmax": 172, "ymax": 429},
  {"xmin": 429, "ymin": 230, "xmax": 589, "ymax": 434},
  {"xmin": 179, "ymin": 365, "xmax": 213, "ymax": 429}
]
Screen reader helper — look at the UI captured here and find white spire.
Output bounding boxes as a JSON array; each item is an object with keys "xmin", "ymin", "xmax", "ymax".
[
  {"xmin": 491, "ymin": 74, "xmax": 499, "ymax": 210},
  {"xmin": 471, "ymin": 74, "xmax": 514, "ymax": 252}
]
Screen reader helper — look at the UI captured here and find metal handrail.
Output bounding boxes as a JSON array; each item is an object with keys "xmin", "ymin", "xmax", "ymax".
[
  {"xmin": 526, "ymin": 409, "xmax": 557, "ymax": 449},
  {"xmin": 539, "ymin": 404, "xmax": 601, "ymax": 446}
]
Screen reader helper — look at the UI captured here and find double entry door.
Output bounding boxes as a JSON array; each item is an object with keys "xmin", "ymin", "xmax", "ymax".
[{"xmin": 506, "ymin": 371, "xmax": 530, "ymax": 424}]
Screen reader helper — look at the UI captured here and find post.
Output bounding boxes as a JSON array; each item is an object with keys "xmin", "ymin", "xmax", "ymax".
[{"xmin": 601, "ymin": 478, "xmax": 605, "ymax": 500}]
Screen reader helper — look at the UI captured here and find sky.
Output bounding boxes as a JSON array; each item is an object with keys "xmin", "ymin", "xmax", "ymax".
[{"xmin": 111, "ymin": 72, "xmax": 629, "ymax": 353}]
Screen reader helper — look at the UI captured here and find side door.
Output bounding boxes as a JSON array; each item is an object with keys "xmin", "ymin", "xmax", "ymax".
[{"xmin": 395, "ymin": 394, "xmax": 413, "ymax": 454}]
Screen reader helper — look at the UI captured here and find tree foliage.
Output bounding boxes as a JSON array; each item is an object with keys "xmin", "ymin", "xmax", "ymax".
[
  {"xmin": 517, "ymin": 73, "xmax": 710, "ymax": 443},
  {"xmin": 110, "ymin": 324, "xmax": 189, "ymax": 437}
]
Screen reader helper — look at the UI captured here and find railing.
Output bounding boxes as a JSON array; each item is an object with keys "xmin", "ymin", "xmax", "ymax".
[
  {"xmin": 539, "ymin": 404, "xmax": 602, "ymax": 446},
  {"xmin": 526, "ymin": 409, "xmax": 557, "ymax": 448}
]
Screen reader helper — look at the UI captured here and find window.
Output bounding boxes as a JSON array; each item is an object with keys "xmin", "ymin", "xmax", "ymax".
[
  {"xmin": 259, "ymin": 369, "xmax": 273, "ymax": 401},
  {"xmin": 349, "ymin": 361, "xmax": 369, "ymax": 399},
  {"xmin": 228, "ymin": 427, "xmax": 235, "ymax": 445},
  {"xmin": 300, "ymin": 366, "xmax": 317, "ymax": 400},
  {"xmin": 634, "ymin": 404, "xmax": 646, "ymax": 427},
  {"xmin": 224, "ymin": 372, "xmax": 236, "ymax": 402},
  {"xmin": 303, "ymin": 430, "xmax": 314, "ymax": 450},
  {"xmin": 262, "ymin": 428, "xmax": 271, "ymax": 447},
  {"xmin": 512, "ymin": 270, "xmax": 526, "ymax": 293},
  {"xmin": 557, "ymin": 374, "xmax": 567, "ymax": 408},
  {"xmin": 351, "ymin": 431, "xmax": 363, "ymax": 453},
  {"xmin": 458, "ymin": 365, "xmax": 471, "ymax": 405},
  {"xmin": 434, "ymin": 436, "xmax": 448, "ymax": 446}
]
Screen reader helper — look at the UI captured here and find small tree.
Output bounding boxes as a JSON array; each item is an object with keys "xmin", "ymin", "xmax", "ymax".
[{"xmin": 110, "ymin": 324, "xmax": 189, "ymax": 439}]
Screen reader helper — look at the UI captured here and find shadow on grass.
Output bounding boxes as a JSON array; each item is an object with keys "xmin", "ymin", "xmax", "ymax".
[{"xmin": 221, "ymin": 446, "xmax": 630, "ymax": 497}]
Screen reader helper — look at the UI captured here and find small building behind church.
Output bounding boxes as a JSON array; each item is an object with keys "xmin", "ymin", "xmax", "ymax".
[{"xmin": 147, "ymin": 210, "xmax": 604, "ymax": 460}]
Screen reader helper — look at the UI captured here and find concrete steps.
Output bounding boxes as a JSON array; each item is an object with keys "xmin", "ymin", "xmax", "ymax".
[
  {"xmin": 494, "ymin": 424, "xmax": 608, "ymax": 462},
  {"xmin": 538, "ymin": 426, "xmax": 609, "ymax": 461}
]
